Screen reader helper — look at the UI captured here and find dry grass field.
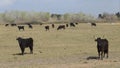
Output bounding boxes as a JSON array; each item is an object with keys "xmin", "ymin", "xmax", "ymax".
[{"xmin": 0, "ymin": 23, "xmax": 120, "ymax": 68}]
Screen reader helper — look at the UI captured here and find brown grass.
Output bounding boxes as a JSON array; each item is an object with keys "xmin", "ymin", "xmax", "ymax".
[{"xmin": 0, "ymin": 23, "xmax": 120, "ymax": 68}]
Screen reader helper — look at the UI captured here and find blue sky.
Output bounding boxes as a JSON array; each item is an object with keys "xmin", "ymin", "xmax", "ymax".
[{"xmin": 0, "ymin": 0, "xmax": 119, "ymax": 16}]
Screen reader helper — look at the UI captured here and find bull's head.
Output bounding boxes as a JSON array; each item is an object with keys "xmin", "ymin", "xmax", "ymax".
[
  {"xmin": 16, "ymin": 37, "xmax": 22, "ymax": 40},
  {"xmin": 95, "ymin": 37, "xmax": 101, "ymax": 42},
  {"xmin": 16, "ymin": 37, "xmax": 23, "ymax": 46}
]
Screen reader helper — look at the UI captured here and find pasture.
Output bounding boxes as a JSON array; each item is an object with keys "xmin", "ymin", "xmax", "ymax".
[{"xmin": 0, "ymin": 23, "xmax": 120, "ymax": 68}]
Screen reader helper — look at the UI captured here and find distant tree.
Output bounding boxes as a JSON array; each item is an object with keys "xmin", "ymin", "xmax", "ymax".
[
  {"xmin": 0, "ymin": 10, "xmax": 103, "ymax": 24},
  {"xmin": 99, "ymin": 12, "xmax": 118, "ymax": 22},
  {"xmin": 39, "ymin": 12, "xmax": 50, "ymax": 22},
  {"xmin": 51, "ymin": 14, "xmax": 62, "ymax": 20},
  {"xmin": 98, "ymin": 14, "xmax": 104, "ymax": 19},
  {"xmin": 65, "ymin": 12, "xmax": 95, "ymax": 23},
  {"xmin": 24, "ymin": 11, "xmax": 50, "ymax": 23},
  {"xmin": 2, "ymin": 11, "xmax": 15, "ymax": 23},
  {"xmin": 116, "ymin": 12, "xmax": 120, "ymax": 18}
]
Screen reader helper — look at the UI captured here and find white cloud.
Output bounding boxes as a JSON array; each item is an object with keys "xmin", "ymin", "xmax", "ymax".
[{"xmin": 0, "ymin": 0, "xmax": 16, "ymax": 7}]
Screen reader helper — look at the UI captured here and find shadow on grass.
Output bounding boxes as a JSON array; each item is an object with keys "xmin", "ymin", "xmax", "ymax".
[
  {"xmin": 86, "ymin": 56, "xmax": 99, "ymax": 60},
  {"xmin": 12, "ymin": 53, "xmax": 32, "ymax": 56}
]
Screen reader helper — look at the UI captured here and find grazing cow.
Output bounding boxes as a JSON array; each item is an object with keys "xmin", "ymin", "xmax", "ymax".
[
  {"xmin": 57, "ymin": 25, "xmax": 65, "ymax": 30},
  {"xmin": 95, "ymin": 37, "xmax": 109, "ymax": 60},
  {"xmin": 70, "ymin": 23, "xmax": 75, "ymax": 27},
  {"xmin": 52, "ymin": 24, "xmax": 55, "ymax": 28},
  {"xmin": 5, "ymin": 24, "xmax": 9, "ymax": 27},
  {"xmin": 40, "ymin": 23, "xmax": 42, "ymax": 25},
  {"xmin": 28, "ymin": 24, "xmax": 33, "ymax": 29},
  {"xmin": 16, "ymin": 37, "xmax": 33, "ymax": 55},
  {"xmin": 18, "ymin": 26, "xmax": 24, "ymax": 31},
  {"xmin": 45, "ymin": 26, "xmax": 49, "ymax": 31},
  {"xmin": 75, "ymin": 23, "xmax": 78, "ymax": 25},
  {"xmin": 91, "ymin": 23, "xmax": 96, "ymax": 26},
  {"xmin": 11, "ymin": 24, "xmax": 16, "ymax": 26},
  {"xmin": 66, "ymin": 24, "xmax": 68, "ymax": 27}
]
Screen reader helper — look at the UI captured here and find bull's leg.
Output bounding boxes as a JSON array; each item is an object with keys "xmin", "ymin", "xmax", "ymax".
[
  {"xmin": 103, "ymin": 52, "xmax": 105, "ymax": 58},
  {"xmin": 29, "ymin": 46, "xmax": 33, "ymax": 54},
  {"xmin": 21, "ymin": 47, "xmax": 25, "ymax": 55},
  {"xmin": 101, "ymin": 51, "xmax": 103, "ymax": 60},
  {"xmin": 105, "ymin": 50, "xmax": 108, "ymax": 58},
  {"xmin": 106, "ymin": 50, "xmax": 109, "ymax": 58},
  {"xmin": 97, "ymin": 47, "xmax": 100, "ymax": 59},
  {"xmin": 97, "ymin": 48, "xmax": 100, "ymax": 59},
  {"xmin": 98, "ymin": 52, "xmax": 100, "ymax": 59},
  {"xmin": 107, "ymin": 53, "xmax": 108, "ymax": 58}
]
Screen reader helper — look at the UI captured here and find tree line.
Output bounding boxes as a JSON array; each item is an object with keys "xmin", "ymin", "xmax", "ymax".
[
  {"xmin": 98, "ymin": 12, "xmax": 120, "ymax": 23},
  {"xmin": 0, "ymin": 11, "xmax": 119, "ymax": 24}
]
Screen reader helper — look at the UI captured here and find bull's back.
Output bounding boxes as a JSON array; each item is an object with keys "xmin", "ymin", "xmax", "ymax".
[
  {"xmin": 26, "ymin": 38, "xmax": 33, "ymax": 43},
  {"xmin": 101, "ymin": 40, "xmax": 109, "ymax": 50}
]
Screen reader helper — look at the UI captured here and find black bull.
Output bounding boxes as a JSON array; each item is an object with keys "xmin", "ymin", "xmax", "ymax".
[
  {"xmin": 91, "ymin": 23, "xmax": 96, "ymax": 26},
  {"xmin": 17, "ymin": 26, "xmax": 24, "ymax": 31},
  {"xmin": 16, "ymin": 37, "xmax": 33, "ymax": 55},
  {"xmin": 57, "ymin": 25, "xmax": 65, "ymax": 30},
  {"xmin": 45, "ymin": 26, "xmax": 49, "ymax": 31},
  {"xmin": 95, "ymin": 37, "xmax": 109, "ymax": 60}
]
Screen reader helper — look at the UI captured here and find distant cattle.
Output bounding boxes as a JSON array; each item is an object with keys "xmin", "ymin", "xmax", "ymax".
[
  {"xmin": 95, "ymin": 37, "xmax": 109, "ymax": 60},
  {"xmin": 5, "ymin": 24, "xmax": 9, "ymax": 27},
  {"xmin": 75, "ymin": 23, "xmax": 78, "ymax": 25},
  {"xmin": 70, "ymin": 23, "xmax": 75, "ymax": 27},
  {"xmin": 16, "ymin": 37, "xmax": 33, "ymax": 55},
  {"xmin": 66, "ymin": 24, "xmax": 68, "ymax": 27},
  {"xmin": 11, "ymin": 24, "xmax": 17, "ymax": 26},
  {"xmin": 17, "ymin": 26, "xmax": 24, "ymax": 31},
  {"xmin": 57, "ymin": 25, "xmax": 65, "ymax": 30},
  {"xmin": 40, "ymin": 23, "xmax": 42, "ymax": 25},
  {"xmin": 45, "ymin": 26, "xmax": 49, "ymax": 31},
  {"xmin": 52, "ymin": 24, "xmax": 55, "ymax": 28},
  {"xmin": 28, "ymin": 24, "xmax": 33, "ymax": 29},
  {"xmin": 91, "ymin": 23, "xmax": 96, "ymax": 26}
]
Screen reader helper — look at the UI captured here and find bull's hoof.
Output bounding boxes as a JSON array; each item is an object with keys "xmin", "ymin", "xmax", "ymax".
[{"xmin": 30, "ymin": 52, "xmax": 33, "ymax": 54}]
